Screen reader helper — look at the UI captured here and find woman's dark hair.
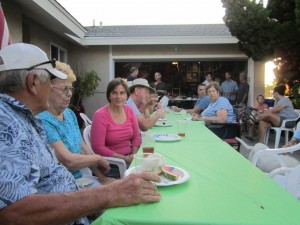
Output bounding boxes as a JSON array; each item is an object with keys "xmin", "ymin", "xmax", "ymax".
[
  {"xmin": 106, "ymin": 78, "xmax": 129, "ymax": 103},
  {"xmin": 256, "ymin": 94, "xmax": 265, "ymax": 101},
  {"xmin": 273, "ymin": 84, "xmax": 286, "ymax": 96}
]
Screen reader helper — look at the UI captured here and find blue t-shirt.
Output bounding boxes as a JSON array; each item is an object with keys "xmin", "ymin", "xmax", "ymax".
[
  {"xmin": 194, "ymin": 96, "xmax": 211, "ymax": 113},
  {"xmin": 0, "ymin": 94, "xmax": 89, "ymax": 225},
  {"xmin": 201, "ymin": 96, "xmax": 236, "ymax": 122},
  {"xmin": 39, "ymin": 108, "xmax": 82, "ymax": 179}
]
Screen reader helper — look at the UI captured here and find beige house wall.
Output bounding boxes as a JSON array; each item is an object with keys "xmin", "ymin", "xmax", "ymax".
[
  {"xmin": 69, "ymin": 45, "xmax": 110, "ymax": 117},
  {"xmin": 4, "ymin": 1, "xmax": 71, "ymax": 60},
  {"xmin": 112, "ymin": 44, "xmax": 243, "ymax": 57}
]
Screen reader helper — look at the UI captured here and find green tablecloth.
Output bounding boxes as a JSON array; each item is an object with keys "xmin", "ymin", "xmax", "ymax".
[{"xmin": 92, "ymin": 113, "xmax": 300, "ymax": 225}]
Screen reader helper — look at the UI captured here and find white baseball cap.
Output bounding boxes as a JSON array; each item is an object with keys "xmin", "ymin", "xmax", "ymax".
[
  {"xmin": 128, "ymin": 78, "xmax": 156, "ymax": 93},
  {"xmin": 0, "ymin": 43, "xmax": 67, "ymax": 79}
]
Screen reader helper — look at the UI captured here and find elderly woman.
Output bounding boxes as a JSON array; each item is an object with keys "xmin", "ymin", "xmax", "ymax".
[
  {"xmin": 90, "ymin": 78, "xmax": 140, "ymax": 166},
  {"xmin": 257, "ymin": 84, "xmax": 297, "ymax": 143},
  {"xmin": 38, "ymin": 61, "xmax": 112, "ymax": 187},
  {"xmin": 192, "ymin": 82, "xmax": 236, "ymax": 138}
]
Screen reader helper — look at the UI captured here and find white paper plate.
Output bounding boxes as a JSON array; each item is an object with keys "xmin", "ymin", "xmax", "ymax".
[
  {"xmin": 125, "ymin": 165, "xmax": 190, "ymax": 186},
  {"xmin": 154, "ymin": 134, "xmax": 181, "ymax": 142},
  {"xmin": 155, "ymin": 122, "xmax": 173, "ymax": 127},
  {"xmin": 158, "ymin": 118, "xmax": 167, "ymax": 121}
]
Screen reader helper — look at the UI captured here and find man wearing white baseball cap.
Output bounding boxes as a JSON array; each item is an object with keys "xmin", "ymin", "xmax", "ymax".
[
  {"xmin": 0, "ymin": 43, "xmax": 160, "ymax": 225},
  {"xmin": 127, "ymin": 78, "xmax": 164, "ymax": 131}
]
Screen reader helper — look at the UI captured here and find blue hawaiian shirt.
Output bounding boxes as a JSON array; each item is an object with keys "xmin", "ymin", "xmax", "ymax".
[
  {"xmin": 0, "ymin": 94, "xmax": 89, "ymax": 225},
  {"xmin": 38, "ymin": 109, "xmax": 82, "ymax": 179}
]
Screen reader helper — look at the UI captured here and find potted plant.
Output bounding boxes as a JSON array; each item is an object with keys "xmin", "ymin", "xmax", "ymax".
[{"xmin": 70, "ymin": 70, "xmax": 101, "ymax": 127}]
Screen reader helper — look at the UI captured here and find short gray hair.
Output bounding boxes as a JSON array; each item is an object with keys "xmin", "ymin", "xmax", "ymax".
[{"xmin": 0, "ymin": 69, "xmax": 49, "ymax": 93}]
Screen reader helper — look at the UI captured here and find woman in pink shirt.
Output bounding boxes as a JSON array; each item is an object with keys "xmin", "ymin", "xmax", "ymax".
[{"xmin": 91, "ymin": 78, "xmax": 140, "ymax": 165}]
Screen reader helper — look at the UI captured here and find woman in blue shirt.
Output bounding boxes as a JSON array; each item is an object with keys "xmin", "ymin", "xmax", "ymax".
[{"xmin": 192, "ymin": 82, "xmax": 237, "ymax": 139}]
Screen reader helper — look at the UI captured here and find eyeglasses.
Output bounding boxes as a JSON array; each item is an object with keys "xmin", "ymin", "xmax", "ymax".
[
  {"xmin": 28, "ymin": 59, "xmax": 56, "ymax": 71},
  {"xmin": 52, "ymin": 86, "xmax": 75, "ymax": 94}
]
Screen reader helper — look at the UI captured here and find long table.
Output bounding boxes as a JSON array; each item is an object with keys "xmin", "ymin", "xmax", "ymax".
[{"xmin": 92, "ymin": 113, "xmax": 300, "ymax": 225}]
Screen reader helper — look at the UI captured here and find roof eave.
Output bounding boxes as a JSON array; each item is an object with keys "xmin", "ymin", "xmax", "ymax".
[{"xmin": 81, "ymin": 36, "xmax": 238, "ymax": 46}]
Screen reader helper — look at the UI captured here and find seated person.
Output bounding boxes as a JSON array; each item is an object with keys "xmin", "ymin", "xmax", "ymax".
[
  {"xmin": 39, "ymin": 61, "xmax": 112, "ymax": 187},
  {"xmin": 0, "ymin": 43, "xmax": 160, "ymax": 225},
  {"xmin": 245, "ymin": 95, "xmax": 269, "ymax": 141},
  {"xmin": 138, "ymin": 93, "xmax": 159, "ymax": 118},
  {"xmin": 187, "ymin": 84, "xmax": 210, "ymax": 115},
  {"xmin": 158, "ymin": 92, "xmax": 169, "ymax": 108},
  {"xmin": 91, "ymin": 78, "xmax": 141, "ymax": 167},
  {"xmin": 126, "ymin": 78, "xmax": 164, "ymax": 131},
  {"xmin": 192, "ymin": 82, "xmax": 236, "ymax": 139},
  {"xmin": 258, "ymin": 84, "xmax": 298, "ymax": 143},
  {"xmin": 248, "ymin": 127, "xmax": 300, "ymax": 173}
]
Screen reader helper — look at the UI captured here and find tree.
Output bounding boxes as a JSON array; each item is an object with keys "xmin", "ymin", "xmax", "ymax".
[{"xmin": 221, "ymin": 0, "xmax": 300, "ymax": 83}]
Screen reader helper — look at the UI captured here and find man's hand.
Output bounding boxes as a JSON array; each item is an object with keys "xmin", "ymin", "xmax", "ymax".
[
  {"xmin": 106, "ymin": 173, "xmax": 161, "ymax": 207},
  {"xmin": 97, "ymin": 157, "xmax": 111, "ymax": 173},
  {"xmin": 155, "ymin": 108, "xmax": 164, "ymax": 118}
]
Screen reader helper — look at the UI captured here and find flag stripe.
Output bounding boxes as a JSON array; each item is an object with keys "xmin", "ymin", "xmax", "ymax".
[{"xmin": 0, "ymin": 3, "xmax": 12, "ymax": 49}]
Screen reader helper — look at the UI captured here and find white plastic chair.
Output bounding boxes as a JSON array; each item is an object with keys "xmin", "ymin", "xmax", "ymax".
[
  {"xmin": 251, "ymin": 143, "xmax": 300, "ymax": 168},
  {"xmin": 80, "ymin": 113, "xmax": 92, "ymax": 128},
  {"xmin": 83, "ymin": 125, "xmax": 127, "ymax": 178},
  {"xmin": 269, "ymin": 165, "xmax": 300, "ymax": 200},
  {"xmin": 264, "ymin": 113, "xmax": 300, "ymax": 148},
  {"xmin": 236, "ymin": 137, "xmax": 300, "ymax": 172}
]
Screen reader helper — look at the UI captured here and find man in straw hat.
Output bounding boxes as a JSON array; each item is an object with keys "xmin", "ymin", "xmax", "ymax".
[
  {"xmin": 127, "ymin": 78, "xmax": 165, "ymax": 131},
  {"xmin": 0, "ymin": 43, "xmax": 160, "ymax": 225}
]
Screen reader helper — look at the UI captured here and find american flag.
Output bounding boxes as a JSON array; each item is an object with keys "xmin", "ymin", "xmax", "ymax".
[{"xmin": 0, "ymin": 2, "xmax": 12, "ymax": 49}]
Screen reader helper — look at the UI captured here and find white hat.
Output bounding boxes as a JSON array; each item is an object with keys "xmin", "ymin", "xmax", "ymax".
[
  {"xmin": 128, "ymin": 78, "xmax": 156, "ymax": 93},
  {"xmin": 0, "ymin": 43, "xmax": 67, "ymax": 79}
]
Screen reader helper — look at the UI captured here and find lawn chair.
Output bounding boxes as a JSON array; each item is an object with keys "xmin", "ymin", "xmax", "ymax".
[{"xmin": 83, "ymin": 125, "xmax": 127, "ymax": 178}]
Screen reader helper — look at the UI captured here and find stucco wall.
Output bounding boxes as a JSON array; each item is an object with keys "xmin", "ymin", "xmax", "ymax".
[
  {"xmin": 112, "ymin": 44, "xmax": 243, "ymax": 57},
  {"xmin": 68, "ymin": 45, "xmax": 110, "ymax": 118}
]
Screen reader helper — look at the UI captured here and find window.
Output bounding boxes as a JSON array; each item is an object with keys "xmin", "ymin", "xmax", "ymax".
[{"xmin": 50, "ymin": 43, "xmax": 67, "ymax": 62}]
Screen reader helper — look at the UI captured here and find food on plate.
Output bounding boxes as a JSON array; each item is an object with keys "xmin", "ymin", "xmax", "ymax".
[{"xmin": 161, "ymin": 165, "xmax": 179, "ymax": 181}]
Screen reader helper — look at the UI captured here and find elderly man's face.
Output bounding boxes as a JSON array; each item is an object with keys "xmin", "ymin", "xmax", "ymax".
[
  {"xmin": 34, "ymin": 72, "xmax": 54, "ymax": 114},
  {"xmin": 136, "ymin": 87, "xmax": 150, "ymax": 103}
]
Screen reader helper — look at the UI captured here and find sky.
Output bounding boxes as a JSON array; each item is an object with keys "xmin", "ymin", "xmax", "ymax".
[{"xmin": 57, "ymin": 0, "xmax": 225, "ymax": 26}]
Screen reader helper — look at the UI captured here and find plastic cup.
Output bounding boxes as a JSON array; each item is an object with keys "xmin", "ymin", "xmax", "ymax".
[
  {"xmin": 177, "ymin": 119, "xmax": 187, "ymax": 137},
  {"xmin": 134, "ymin": 153, "xmax": 160, "ymax": 174},
  {"xmin": 141, "ymin": 132, "xmax": 155, "ymax": 153}
]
